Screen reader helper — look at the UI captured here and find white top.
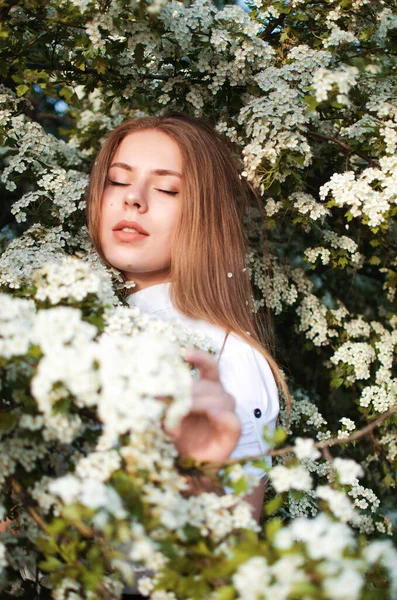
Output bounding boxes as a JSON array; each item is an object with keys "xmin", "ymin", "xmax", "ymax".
[{"xmin": 125, "ymin": 282, "xmax": 280, "ymax": 478}]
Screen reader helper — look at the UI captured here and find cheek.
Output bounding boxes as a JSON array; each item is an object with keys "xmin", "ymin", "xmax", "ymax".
[
  {"xmin": 99, "ymin": 197, "xmax": 115, "ymax": 225},
  {"xmin": 168, "ymin": 204, "xmax": 182, "ymax": 235}
]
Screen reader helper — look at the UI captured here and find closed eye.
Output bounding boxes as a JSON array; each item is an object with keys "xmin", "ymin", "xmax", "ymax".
[
  {"xmin": 108, "ymin": 179, "xmax": 129, "ymax": 186},
  {"xmin": 156, "ymin": 189, "xmax": 179, "ymax": 196}
]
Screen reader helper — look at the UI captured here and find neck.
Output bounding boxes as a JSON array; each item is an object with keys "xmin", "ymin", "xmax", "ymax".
[{"xmin": 123, "ymin": 269, "xmax": 171, "ymax": 293}]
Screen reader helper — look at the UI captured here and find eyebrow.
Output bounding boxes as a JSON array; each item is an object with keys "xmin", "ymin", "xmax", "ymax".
[{"xmin": 109, "ymin": 162, "xmax": 182, "ymax": 178}]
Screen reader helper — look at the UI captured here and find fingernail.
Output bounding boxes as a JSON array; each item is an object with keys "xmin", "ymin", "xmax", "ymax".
[{"xmin": 181, "ymin": 347, "xmax": 194, "ymax": 360}]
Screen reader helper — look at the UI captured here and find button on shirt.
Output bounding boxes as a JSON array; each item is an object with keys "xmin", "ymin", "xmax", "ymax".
[{"xmin": 125, "ymin": 282, "xmax": 280, "ymax": 478}]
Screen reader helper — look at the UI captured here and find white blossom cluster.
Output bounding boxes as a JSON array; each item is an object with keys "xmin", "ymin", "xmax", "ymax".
[
  {"xmin": 0, "ymin": 225, "xmax": 72, "ymax": 290},
  {"xmin": 305, "ymin": 231, "xmax": 364, "ymax": 268},
  {"xmin": 1, "ymin": 0, "xmax": 397, "ymax": 596},
  {"xmin": 296, "ymin": 293, "xmax": 336, "ymax": 347},
  {"xmin": 316, "ymin": 485, "xmax": 361, "ymax": 525},
  {"xmin": 280, "ymin": 389, "xmax": 329, "ymax": 439},
  {"xmin": 292, "ymin": 191, "xmax": 331, "ymax": 221},
  {"xmin": 49, "ymin": 476, "xmax": 127, "ymax": 518},
  {"xmin": 233, "ymin": 513, "xmax": 397, "ymax": 600},
  {"xmin": 320, "ymin": 156, "xmax": 397, "ymax": 229},
  {"xmin": 312, "ymin": 65, "xmax": 359, "ymax": 104},
  {"xmin": 104, "ymin": 305, "xmax": 217, "ymax": 356},
  {"xmin": 337, "ymin": 417, "xmax": 356, "ymax": 440},
  {"xmin": 0, "ymin": 436, "xmax": 49, "ymax": 486},
  {"xmin": 33, "ymin": 255, "xmax": 119, "ymax": 307},
  {"xmin": 0, "ymin": 541, "xmax": 7, "ymax": 571},
  {"xmin": 269, "ymin": 464, "xmax": 313, "ymax": 493},
  {"xmin": 31, "ymin": 322, "xmax": 192, "ymax": 443},
  {"xmin": 0, "ymin": 293, "xmax": 35, "ymax": 358},
  {"xmin": 11, "ymin": 168, "xmax": 88, "ymax": 224},
  {"xmin": 247, "ymin": 252, "xmax": 298, "ymax": 315},
  {"xmin": 1, "ymin": 92, "xmax": 83, "ymax": 203},
  {"xmin": 331, "ymin": 341, "xmax": 376, "ymax": 381}
]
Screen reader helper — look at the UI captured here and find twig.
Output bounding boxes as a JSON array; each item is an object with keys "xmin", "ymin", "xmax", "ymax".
[
  {"xmin": 306, "ymin": 129, "xmax": 374, "ymax": 166},
  {"xmin": 259, "ymin": 13, "xmax": 287, "ymax": 41},
  {"xmin": 11, "ymin": 478, "xmax": 50, "ymax": 534},
  {"xmin": 11, "ymin": 478, "xmax": 95, "ymax": 537},
  {"xmin": 206, "ymin": 407, "xmax": 396, "ymax": 471}
]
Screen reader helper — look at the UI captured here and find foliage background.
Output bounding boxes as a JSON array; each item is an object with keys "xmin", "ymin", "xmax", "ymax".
[{"xmin": 0, "ymin": 0, "xmax": 397, "ymax": 598}]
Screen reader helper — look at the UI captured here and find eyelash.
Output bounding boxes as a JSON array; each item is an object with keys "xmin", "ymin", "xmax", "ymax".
[
  {"xmin": 108, "ymin": 180, "xmax": 128, "ymax": 187},
  {"xmin": 107, "ymin": 180, "xmax": 178, "ymax": 195},
  {"xmin": 157, "ymin": 189, "xmax": 179, "ymax": 196}
]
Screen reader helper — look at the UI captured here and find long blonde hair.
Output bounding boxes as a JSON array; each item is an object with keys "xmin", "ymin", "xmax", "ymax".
[{"xmin": 86, "ymin": 113, "xmax": 290, "ymax": 406}]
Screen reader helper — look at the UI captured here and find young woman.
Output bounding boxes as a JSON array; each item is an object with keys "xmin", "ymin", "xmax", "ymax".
[{"xmin": 86, "ymin": 113, "xmax": 288, "ymax": 521}]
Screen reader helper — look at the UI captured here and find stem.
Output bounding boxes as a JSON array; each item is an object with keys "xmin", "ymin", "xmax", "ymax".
[
  {"xmin": 206, "ymin": 407, "xmax": 395, "ymax": 471},
  {"xmin": 11, "ymin": 478, "xmax": 50, "ymax": 534},
  {"xmin": 11, "ymin": 478, "xmax": 95, "ymax": 537},
  {"xmin": 306, "ymin": 129, "xmax": 374, "ymax": 166}
]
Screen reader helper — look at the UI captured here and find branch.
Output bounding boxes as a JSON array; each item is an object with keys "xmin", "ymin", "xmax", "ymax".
[
  {"xmin": 306, "ymin": 129, "xmax": 375, "ymax": 166},
  {"xmin": 206, "ymin": 407, "xmax": 396, "ymax": 471},
  {"xmin": 11, "ymin": 478, "xmax": 95, "ymax": 538},
  {"xmin": 11, "ymin": 478, "xmax": 50, "ymax": 534},
  {"xmin": 259, "ymin": 13, "xmax": 287, "ymax": 41}
]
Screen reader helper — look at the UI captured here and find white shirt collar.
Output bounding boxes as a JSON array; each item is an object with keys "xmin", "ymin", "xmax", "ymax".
[{"xmin": 125, "ymin": 282, "xmax": 173, "ymax": 314}]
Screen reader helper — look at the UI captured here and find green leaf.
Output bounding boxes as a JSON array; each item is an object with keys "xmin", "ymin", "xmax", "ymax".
[
  {"xmin": 271, "ymin": 427, "xmax": 287, "ymax": 446},
  {"xmin": 303, "ymin": 95, "xmax": 319, "ymax": 111},
  {"xmin": 75, "ymin": 59, "xmax": 86, "ymax": 71},
  {"xmin": 382, "ymin": 473, "xmax": 394, "ymax": 488},
  {"xmin": 228, "ymin": 476, "xmax": 248, "ymax": 494},
  {"xmin": 368, "ymin": 256, "xmax": 381, "ymax": 266},
  {"xmin": 265, "ymin": 518, "xmax": 282, "ymax": 542},
  {"xmin": 0, "ymin": 27, "xmax": 10, "ymax": 39},
  {"xmin": 264, "ymin": 496, "xmax": 282, "ymax": 516},
  {"xmin": 35, "ymin": 536, "xmax": 59, "ymax": 554},
  {"xmin": 46, "ymin": 518, "xmax": 68, "ymax": 535},
  {"xmin": 39, "ymin": 556, "xmax": 64, "ymax": 572},
  {"xmin": 291, "ymin": 581, "xmax": 322, "ymax": 596},
  {"xmin": 331, "ymin": 376, "xmax": 344, "ymax": 389},
  {"xmin": 16, "ymin": 84, "xmax": 30, "ymax": 97},
  {"xmin": 211, "ymin": 586, "xmax": 236, "ymax": 600},
  {"xmin": 359, "ymin": 27, "xmax": 374, "ymax": 42},
  {"xmin": 0, "ymin": 411, "xmax": 18, "ymax": 433},
  {"xmin": 93, "ymin": 57, "xmax": 106, "ymax": 75}
]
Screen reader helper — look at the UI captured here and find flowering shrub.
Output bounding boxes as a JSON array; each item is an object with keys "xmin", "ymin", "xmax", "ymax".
[{"xmin": 0, "ymin": 0, "xmax": 397, "ymax": 598}]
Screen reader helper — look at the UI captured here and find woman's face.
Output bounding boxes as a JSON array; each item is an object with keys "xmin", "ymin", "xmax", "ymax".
[{"xmin": 99, "ymin": 129, "xmax": 183, "ymax": 290}]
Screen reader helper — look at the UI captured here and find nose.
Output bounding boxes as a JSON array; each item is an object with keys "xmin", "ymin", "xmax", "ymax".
[{"xmin": 123, "ymin": 185, "xmax": 148, "ymax": 212}]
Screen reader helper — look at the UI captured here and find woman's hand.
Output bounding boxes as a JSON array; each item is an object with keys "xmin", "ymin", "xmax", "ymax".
[{"xmin": 166, "ymin": 348, "xmax": 241, "ymax": 462}]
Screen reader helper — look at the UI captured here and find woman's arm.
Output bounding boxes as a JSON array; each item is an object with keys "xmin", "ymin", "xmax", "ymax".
[
  {"xmin": 167, "ymin": 348, "xmax": 265, "ymax": 522},
  {"xmin": 166, "ymin": 348, "xmax": 241, "ymax": 463},
  {"xmin": 243, "ymin": 479, "xmax": 265, "ymax": 523}
]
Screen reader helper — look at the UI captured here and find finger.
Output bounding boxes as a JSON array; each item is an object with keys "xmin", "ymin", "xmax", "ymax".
[
  {"xmin": 183, "ymin": 348, "xmax": 220, "ymax": 382},
  {"xmin": 191, "ymin": 381, "xmax": 236, "ymax": 412}
]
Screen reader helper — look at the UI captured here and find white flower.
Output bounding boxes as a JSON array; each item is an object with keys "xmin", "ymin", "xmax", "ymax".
[
  {"xmin": 294, "ymin": 438, "xmax": 321, "ymax": 460},
  {"xmin": 331, "ymin": 342, "xmax": 376, "ymax": 380},
  {"xmin": 0, "ymin": 541, "xmax": 7, "ymax": 570},
  {"xmin": 269, "ymin": 465, "xmax": 313, "ymax": 493},
  {"xmin": 275, "ymin": 513, "xmax": 356, "ymax": 560},
  {"xmin": 233, "ymin": 556, "xmax": 271, "ymax": 599},
  {"xmin": 316, "ymin": 485, "xmax": 360, "ymax": 524},
  {"xmin": 0, "ymin": 294, "xmax": 35, "ymax": 358},
  {"xmin": 337, "ymin": 417, "xmax": 356, "ymax": 439},
  {"xmin": 322, "ymin": 567, "xmax": 364, "ymax": 600},
  {"xmin": 49, "ymin": 475, "xmax": 81, "ymax": 506},
  {"xmin": 333, "ymin": 458, "xmax": 364, "ymax": 485}
]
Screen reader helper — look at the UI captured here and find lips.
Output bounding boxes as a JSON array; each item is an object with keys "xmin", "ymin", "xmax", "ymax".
[{"xmin": 113, "ymin": 220, "xmax": 149, "ymax": 235}]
